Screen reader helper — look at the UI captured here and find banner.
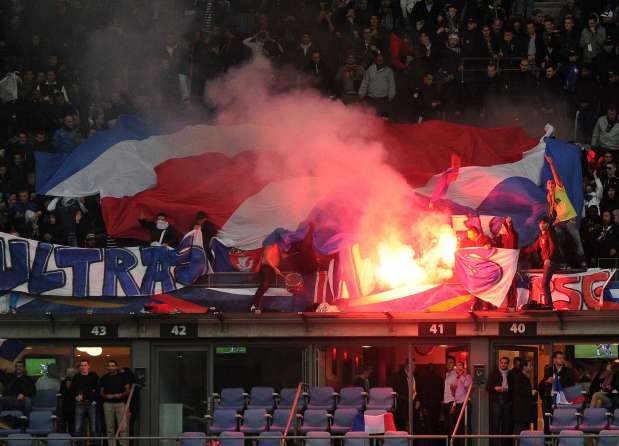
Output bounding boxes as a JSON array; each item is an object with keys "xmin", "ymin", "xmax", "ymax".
[
  {"xmin": 454, "ymin": 247, "xmax": 519, "ymax": 308},
  {"xmin": 517, "ymin": 269, "xmax": 618, "ymax": 310},
  {"xmin": 0, "ymin": 230, "xmax": 207, "ymax": 297}
]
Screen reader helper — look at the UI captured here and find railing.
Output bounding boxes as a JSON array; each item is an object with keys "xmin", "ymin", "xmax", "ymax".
[
  {"xmin": 451, "ymin": 380, "xmax": 474, "ymax": 444},
  {"xmin": 459, "ymin": 57, "xmax": 522, "ymax": 84},
  {"xmin": 115, "ymin": 383, "xmax": 137, "ymax": 438},
  {"xmin": 282, "ymin": 382, "xmax": 304, "ymax": 445}
]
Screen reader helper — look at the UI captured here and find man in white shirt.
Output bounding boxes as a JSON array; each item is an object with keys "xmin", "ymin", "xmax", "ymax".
[{"xmin": 442, "ymin": 356, "xmax": 457, "ymax": 433}]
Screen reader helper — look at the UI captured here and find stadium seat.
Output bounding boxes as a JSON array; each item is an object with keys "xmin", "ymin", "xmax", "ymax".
[
  {"xmin": 0, "ymin": 410, "xmax": 26, "ymax": 436},
  {"xmin": 240, "ymin": 409, "xmax": 268, "ymax": 434},
  {"xmin": 579, "ymin": 408, "xmax": 609, "ymax": 432},
  {"xmin": 363, "ymin": 409, "xmax": 386, "ymax": 416},
  {"xmin": 7, "ymin": 433, "xmax": 32, "ymax": 446},
  {"xmin": 220, "ymin": 431, "xmax": 244, "ymax": 446},
  {"xmin": 548, "ymin": 408, "xmax": 579, "ymax": 433},
  {"xmin": 330, "ymin": 409, "xmax": 357, "ymax": 435},
  {"xmin": 337, "ymin": 388, "xmax": 366, "ymax": 411},
  {"xmin": 214, "ymin": 388, "xmax": 247, "ymax": 412},
  {"xmin": 180, "ymin": 432, "xmax": 207, "ymax": 446},
  {"xmin": 207, "ymin": 409, "xmax": 241, "ymax": 434},
  {"xmin": 344, "ymin": 431, "xmax": 370, "ymax": 446},
  {"xmin": 269, "ymin": 409, "xmax": 293, "ymax": 432},
  {"xmin": 610, "ymin": 409, "xmax": 619, "ymax": 430},
  {"xmin": 31, "ymin": 390, "xmax": 58, "ymax": 412},
  {"xmin": 279, "ymin": 388, "xmax": 303, "ymax": 411},
  {"xmin": 366, "ymin": 388, "xmax": 396, "ymax": 412},
  {"xmin": 558, "ymin": 430, "xmax": 584, "ymax": 446},
  {"xmin": 518, "ymin": 430, "xmax": 544, "ymax": 446},
  {"xmin": 25, "ymin": 410, "xmax": 55, "ymax": 435},
  {"xmin": 248, "ymin": 387, "xmax": 276, "ymax": 411},
  {"xmin": 46, "ymin": 433, "xmax": 72, "ymax": 446},
  {"xmin": 555, "ymin": 385, "xmax": 585, "ymax": 410},
  {"xmin": 598, "ymin": 430, "xmax": 619, "ymax": 446},
  {"xmin": 259, "ymin": 431, "xmax": 282, "ymax": 446},
  {"xmin": 384, "ymin": 431, "xmax": 409, "ymax": 446},
  {"xmin": 298, "ymin": 410, "xmax": 330, "ymax": 434},
  {"xmin": 306, "ymin": 387, "xmax": 336, "ymax": 411},
  {"xmin": 306, "ymin": 431, "xmax": 331, "ymax": 446}
]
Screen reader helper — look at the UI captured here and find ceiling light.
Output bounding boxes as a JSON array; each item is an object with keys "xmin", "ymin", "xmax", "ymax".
[{"xmin": 76, "ymin": 347, "xmax": 103, "ymax": 357}]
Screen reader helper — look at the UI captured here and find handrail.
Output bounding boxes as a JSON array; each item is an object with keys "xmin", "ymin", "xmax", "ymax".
[
  {"xmin": 115, "ymin": 383, "xmax": 136, "ymax": 439},
  {"xmin": 281, "ymin": 382, "xmax": 304, "ymax": 446},
  {"xmin": 451, "ymin": 380, "xmax": 474, "ymax": 439}
]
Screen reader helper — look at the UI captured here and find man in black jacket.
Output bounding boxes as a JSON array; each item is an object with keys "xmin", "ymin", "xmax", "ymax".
[
  {"xmin": 539, "ymin": 351, "xmax": 575, "ymax": 425},
  {"xmin": 138, "ymin": 212, "xmax": 179, "ymax": 247},
  {"xmin": 486, "ymin": 357, "xmax": 514, "ymax": 446},
  {"xmin": 71, "ymin": 359, "xmax": 100, "ymax": 441},
  {"xmin": 0, "ymin": 361, "xmax": 36, "ymax": 413},
  {"xmin": 512, "ymin": 359, "xmax": 536, "ymax": 434}
]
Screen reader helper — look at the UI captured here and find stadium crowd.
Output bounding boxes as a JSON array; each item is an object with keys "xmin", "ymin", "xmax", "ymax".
[{"xmin": 0, "ymin": 0, "xmax": 616, "ymax": 270}]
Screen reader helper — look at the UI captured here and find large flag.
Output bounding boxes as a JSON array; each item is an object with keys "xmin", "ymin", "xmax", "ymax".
[
  {"xmin": 454, "ymin": 247, "xmax": 519, "ymax": 308},
  {"xmin": 36, "ymin": 117, "xmax": 537, "ymax": 257},
  {"xmin": 415, "ymin": 129, "xmax": 584, "ymax": 247}
]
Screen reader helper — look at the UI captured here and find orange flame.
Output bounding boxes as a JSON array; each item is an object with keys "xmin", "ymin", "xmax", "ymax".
[{"xmin": 373, "ymin": 217, "xmax": 458, "ymax": 290}]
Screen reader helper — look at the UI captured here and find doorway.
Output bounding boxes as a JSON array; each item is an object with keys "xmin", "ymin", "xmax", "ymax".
[{"xmin": 153, "ymin": 346, "xmax": 209, "ymax": 443}]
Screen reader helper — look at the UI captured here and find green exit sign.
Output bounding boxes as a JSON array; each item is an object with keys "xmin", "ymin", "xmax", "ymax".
[{"xmin": 216, "ymin": 346, "xmax": 247, "ymax": 354}]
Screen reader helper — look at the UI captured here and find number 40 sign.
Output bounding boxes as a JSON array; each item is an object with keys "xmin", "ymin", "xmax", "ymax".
[{"xmin": 499, "ymin": 321, "xmax": 537, "ymax": 336}]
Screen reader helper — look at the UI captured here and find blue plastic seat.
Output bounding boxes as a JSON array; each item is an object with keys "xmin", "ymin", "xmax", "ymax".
[
  {"xmin": 31, "ymin": 390, "xmax": 58, "ymax": 412},
  {"xmin": 25, "ymin": 410, "xmax": 54, "ymax": 435},
  {"xmin": 384, "ymin": 431, "xmax": 409, "ymax": 446},
  {"xmin": 180, "ymin": 432, "xmax": 207, "ymax": 446},
  {"xmin": 298, "ymin": 410, "xmax": 330, "ymax": 434},
  {"xmin": 610, "ymin": 409, "xmax": 619, "ymax": 430},
  {"xmin": 248, "ymin": 387, "xmax": 276, "ymax": 411},
  {"xmin": 579, "ymin": 408, "xmax": 609, "ymax": 433},
  {"xmin": 279, "ymin": 388, "xmax": 303, "ymax": 411},
  {"xmin": 220, "ymin": 431, "xmax": 244, "ymax": 446},
  {"xmin": 46, "ymin": 433, "xmax": 72, "ymax": 446},
  {"xmin": 306, "ymin": 387, "xmax": 336, "ymax": 411},
  {"xmin": 208, "ymin": 409, "xmax": 240, "ymax": 434},
  {"xmin": 259, "ymin": 431, "xmax": 282, "ymax": 446},
  {"xmin": 337, "ymin": 388, "xmax": 365, "ymax": 411},
  {"xmin": 306, "ymin": 431, "xmax": 331, "ymax": 446},
  {"xmin": 344, "ymin": 431, "xmax": 370, "ymax": 446},
  {"xmin": 518, "ymin": 430, "xmax": 544, "ymax": 446},
  {"xmin": 215, "ymin": 388, "xmax": 247, "ymax": 412},
  {"xmin": 0, "ymin": 410, "xmax": 25, "ymax": 436},
  {"xmin": 7, "ymin": 434, "xmax": 32, "ymax": 446},
  {"xmin": 365, "ymin": 388, "xmax": 396, "ymax": 412},
  {"xmin": 330, "ymin": 409, "xmax": 357, "ymax": 435},
  {"xmin": 549, "ymin": 408, "xmax": 578, "ymax": 433},
  {"xmin": 598, "ymin": 430, "xmax": 619, "ymax": 446},
  {"xmin": 558, "ymin": 430, "xmax": 584, "ymax": 446},
  {"xmin": 240, "ymin": 409, "xmax": 268, "ymax": 434},
  {"xmin": 269, "ymin": 409, "xmax": 293, "ymax": 432}
]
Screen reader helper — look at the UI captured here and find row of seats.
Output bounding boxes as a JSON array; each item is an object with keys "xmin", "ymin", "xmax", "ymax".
[
  {"xmin": 521, "ymin": 430, "xmax": 619, "ymax": 446},
  {"xmin": 182, "ymin": 430, "xmax": 409, "ymax": 446},
  {"xmin": 547, "ymin": 408, "xmax": 619, "ymax": 433},
  {"xmin": 0, "ymin": 410, "xmax": 56, "ymax": 436},
  {"xmin": 3, "ymin": 434, "xmax": 70, "ymax": 446},
  {"xmin": 213, "ymin": 387, "xmax": 397, "ymax": 413},
  {"xmin": 207, "ymin": 408, "xmax": 388, "ymax": 435}
]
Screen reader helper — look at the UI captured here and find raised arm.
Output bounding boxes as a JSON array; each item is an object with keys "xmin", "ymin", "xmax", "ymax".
[{"xmin": 544, "ymin": 153, "xmax": 563, "ymax": 188}]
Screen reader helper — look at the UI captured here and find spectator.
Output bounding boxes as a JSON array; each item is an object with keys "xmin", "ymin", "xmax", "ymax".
[
  {"xmin": 59, "ymin": 368, "xmax": 76, "ymax": 435},
  {"xmin": 335, "ymin": 53, "xmax": 365, "ymax": 104},
  {"xmin": 138, "ymin": 212, "xmax": 179, "ymax": 247},
  {"xmin": 539, "ymin": 351, "xmax": 575, "ymax": 418},
  {"xmin": 35, "ymin": 364, "xmax": 61, "ymax": 393},
  {"xmin": 393, "ymin": 359, "xmax": 416, "ymax": 430},
  {"xmin": 512, "ymin": 359, "xmax": 535, "ymax": 434},
  {"xmin": 193, "ymin": 211, "xmax": 219, "ymax": 265},
  {"xmin": 442, "ymin": 355, "xmax": 457, "ymax": 433},
  {"xmin": 487, "ymin": 356, "xmax": 513, "ymax": 446},
  {"xmin": 450, "ymin": 361, "xmax": 472, "ymax": 443},
  {"xmin": 99, "ymin": 359, "xmax": 130, "ymax": 446},
  {"xmin": 593, "ymin": 210, "xmax": 618, "ymax": 259},
  {"xmin": 522, "ymin": 217, "xmax": 561, "ymax": 309},
  {"xmin": 414, "ymin": 72, "xmax": 442, "ymax": 120},
  {"xmin": 593, "ymin": 106, "xmax": 619, "ymax": 151},
  {"xmin": 53, "ymin": 114, "xmax": 81, "ymax": 153},
  {"xmin": 589, "ymin": 361, "xmax": 616, "ymax": 408},
  {"xmin": 584, "ymin": 171, "xmax": 604, "ymax": 217},
  {"xmin": 71, "ymin": 359, "xmax": 99, "ymax": 440},
  {"xmin": 0, "ymin": 361, "xmax": 36, "ymax": 412},
  {"xmin": 358, "ymin": 53, "xmax": 396, "ymax": 117},
  {"xmin": 304, "ymin": 50, "xmax": 333, "ymax": 95},
  {"xmin": 580, "ymin": 15, "xmax": 607, "ymax": 64},
  {"xmin": 545, "ymin": 153, "xmax": 587, "ymax": 267},
  {"xmin": 352, "ymin": 365, "xmax": 373, "ymax": 391}
]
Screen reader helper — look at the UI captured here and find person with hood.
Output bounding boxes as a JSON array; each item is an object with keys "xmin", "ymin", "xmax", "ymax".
[{"xmin": 138, "ymin": 212, "xmax": 179, "ymax": 247}]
